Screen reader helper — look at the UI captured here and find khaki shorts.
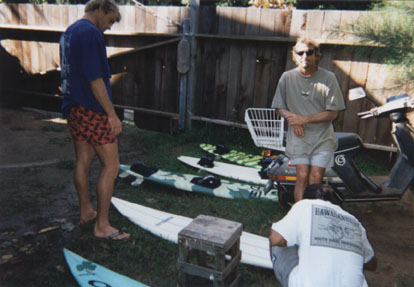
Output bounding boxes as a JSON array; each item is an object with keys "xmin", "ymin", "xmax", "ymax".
[
  {"xmin": 67, "ymin": 105, "xmax": 117, "ymax": 146},
  {"xmin": 290, "ymin": 151, "xmax": 333, "ymax": 168}
]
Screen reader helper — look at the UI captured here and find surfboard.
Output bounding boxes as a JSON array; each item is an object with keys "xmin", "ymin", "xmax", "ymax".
[
  {"xmin": 200, "ymin": 143, "xmax": 264, "ymax": 169},
  {"xmin": 111, "ymin": 197, "xmax": 273, "ymax": 270},
  {"xmin": 119, "ymin": 164, "xmax": 278, "ymax": 202},
  {"xmin": 63, "ymin": 248, "xmax": 149, "ymax": 287},
  {"xmin": 178, "ymin": 156, "xmax": 269, "ymax": 186}
]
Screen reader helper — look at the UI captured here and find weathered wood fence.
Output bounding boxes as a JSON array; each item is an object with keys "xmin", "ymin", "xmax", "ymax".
[{"xmin": 0, "ymin": 3, "xmax": 412, "ymax": 147}]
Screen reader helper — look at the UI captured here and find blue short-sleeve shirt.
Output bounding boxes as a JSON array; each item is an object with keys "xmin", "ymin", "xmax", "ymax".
[{"xmin": 60, "ymin": 19, "xmax": 112, "ymax": 118}]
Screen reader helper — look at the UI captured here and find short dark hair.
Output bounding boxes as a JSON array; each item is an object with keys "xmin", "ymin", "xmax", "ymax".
[
  {"xmin": 85, "ymin": 0, "xmax": 121, "ymax": 22},
  {"xmin": 303, "ymin": 183, "xmax": 338, "ymax": 205}
]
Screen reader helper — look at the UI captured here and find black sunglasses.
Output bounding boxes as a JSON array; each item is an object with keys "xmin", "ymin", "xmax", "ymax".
[{"xmin": 295, "ymin": 49, "xmax": 315, "ymax": 57}]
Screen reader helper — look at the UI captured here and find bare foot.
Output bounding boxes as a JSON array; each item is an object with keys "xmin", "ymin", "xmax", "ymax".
[{"xmin": 79, "ymin": 210, "xmax": 97, "ymax": 226}]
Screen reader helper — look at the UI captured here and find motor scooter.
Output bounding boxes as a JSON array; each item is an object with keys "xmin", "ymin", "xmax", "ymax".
[{"xmin": 246, "ymin": 92, "xmax": 414, "ymax": 203}]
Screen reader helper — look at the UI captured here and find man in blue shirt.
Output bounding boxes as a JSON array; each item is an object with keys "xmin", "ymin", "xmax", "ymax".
[{"xmin": 60, "ymin": 0, "xmax": 129, "ymax": 240}]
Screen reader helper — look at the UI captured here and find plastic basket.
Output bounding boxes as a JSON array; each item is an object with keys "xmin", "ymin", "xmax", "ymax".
[{"xmin": 244, "ymin": 108, "xmax": 285, "ymax": 151}]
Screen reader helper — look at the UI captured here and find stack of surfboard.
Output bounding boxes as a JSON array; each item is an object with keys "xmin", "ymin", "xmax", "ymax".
[{"xmin": 113, "ymin": 144, "xmax": 275, "ymax": 271}]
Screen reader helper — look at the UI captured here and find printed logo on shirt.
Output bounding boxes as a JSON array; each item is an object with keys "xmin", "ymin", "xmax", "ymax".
[{"xmin": 310, "ymin": 204, "xmax": 364, "ymax": 256}]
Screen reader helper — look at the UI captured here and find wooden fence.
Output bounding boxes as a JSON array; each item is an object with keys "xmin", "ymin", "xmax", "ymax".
[{"xmin": 0, "ymin": 3, "xmax": 412, "ymax": 146}]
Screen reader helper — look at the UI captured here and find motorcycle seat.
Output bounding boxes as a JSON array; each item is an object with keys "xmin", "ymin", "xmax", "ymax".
[{"xmin": 335, "ymin": 132, "xmax": 362, "ymax": 153}]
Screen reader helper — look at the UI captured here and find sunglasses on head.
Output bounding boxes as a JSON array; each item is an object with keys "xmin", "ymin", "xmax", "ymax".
[{"xmin": 295, "ymin": 49, "xmax": 315, "ymax": 56}]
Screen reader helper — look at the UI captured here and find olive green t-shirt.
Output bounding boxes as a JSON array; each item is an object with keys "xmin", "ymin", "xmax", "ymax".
[{"xmin": 271, "ymin": 67, "xmax": 346, "ymax": 158}]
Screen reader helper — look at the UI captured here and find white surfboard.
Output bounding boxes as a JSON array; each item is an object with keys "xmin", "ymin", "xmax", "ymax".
[
  {"xmin": 178, "ymin": 156, "xmax": 268, "ymax": 186},
  {"xmin": 111, "ymin": 197, "xmax": 272, "ymax": 270}
]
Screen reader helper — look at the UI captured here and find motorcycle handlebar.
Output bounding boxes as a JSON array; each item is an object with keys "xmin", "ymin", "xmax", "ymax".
[{"xmin": 358, "ymin": 96, "xmax": 414, "ymax": 119}]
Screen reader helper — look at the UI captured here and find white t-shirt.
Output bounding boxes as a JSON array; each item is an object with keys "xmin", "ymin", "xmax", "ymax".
[{"xmin": 272, "ymin": 199, "xmax": 374, "ymax": 287}]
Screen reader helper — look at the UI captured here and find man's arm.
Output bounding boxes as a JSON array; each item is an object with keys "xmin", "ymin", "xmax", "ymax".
[
  {"xmin": 90, "ymin": 78, "xmax": 122, "ymax": 136},
  {"xmin": 276, "ymin": 108, "xmax": 305, "ymax": 138},
  {"xmin": 284, "ymin": 110, "xmax": 338, "ymax": 126},
  {"xmin": 268, "ymin": 228, "xmax": 287, "ymax": 257}
]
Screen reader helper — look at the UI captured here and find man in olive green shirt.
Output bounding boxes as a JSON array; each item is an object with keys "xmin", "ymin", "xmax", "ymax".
[{"xmin": 272, "ymin": 38, "xmax": 345, "ymax": 202}]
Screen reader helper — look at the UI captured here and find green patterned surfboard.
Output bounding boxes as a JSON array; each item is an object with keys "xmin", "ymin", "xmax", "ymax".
[
  {"xmin": 119, "ymin": 164, "xmax": 278, "ymax": 202},
  {"xmin": 200, "ymin": 143, "xmax": 264, "ymax": 169}
]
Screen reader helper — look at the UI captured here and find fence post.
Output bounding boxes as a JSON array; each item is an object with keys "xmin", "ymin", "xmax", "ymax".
[
  {"xmin": 177, "ymin": 19, "xmax": 190, "ymax": 131},
  {"xmin": 186, "ymin": 0, "xmax": 200, "ymax": 130}
]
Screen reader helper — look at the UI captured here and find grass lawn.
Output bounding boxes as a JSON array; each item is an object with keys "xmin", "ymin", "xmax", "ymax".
[{"xmin": 60, "ymin": 120, "xmax": 389, "ymax": 286}]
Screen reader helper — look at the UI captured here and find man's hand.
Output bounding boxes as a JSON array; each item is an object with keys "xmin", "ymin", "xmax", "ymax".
[
  {"xmin": 291, "ymin": 124, "xmax": 305, "ymax": 137},
  {"xmin": 285, "ymin": 113, "xmax": 308, "ymax": 126},
  {"xmin": 107, "ymin": 113, "xmax": 122, "ymax": 136},
  {"xmin": 285, "ymin": 114, "xmax": 306, "ymax": 137}
]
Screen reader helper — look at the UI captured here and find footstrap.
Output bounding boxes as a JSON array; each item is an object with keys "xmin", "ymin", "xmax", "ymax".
[
  {"xmin": 198, "ymin": 154, "xmax": 215, "ymax": 168},
  {"xmin": 130, "ymin": 161, "xmax": 159, "ymax": 177},
  {"xmin": 191, "ymin": 175, "xmax": 221, "ymax": 188}
]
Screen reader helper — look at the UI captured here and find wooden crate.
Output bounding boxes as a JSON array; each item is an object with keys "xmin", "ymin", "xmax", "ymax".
[{"xmin": 177, "ymin": 215, "xmax": 243, "ymax": 287}]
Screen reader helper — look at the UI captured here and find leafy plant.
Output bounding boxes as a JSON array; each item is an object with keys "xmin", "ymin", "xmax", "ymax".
[{"xmin": 337, "ymin": 1, "xmax": 414, "ymax": 84}]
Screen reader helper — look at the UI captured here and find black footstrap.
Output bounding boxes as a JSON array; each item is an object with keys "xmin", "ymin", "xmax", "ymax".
[
  {"xmin": 191, "ymin": 175, "xmax": 221, "ymax": 189},
  {"xmin": 198, "ymin": 154, "xmax": 215, "ymax": 168},
  {"xmin": 130, "ymin": 161, "xmax": 159, "ymax": 177},
  {"xmin": 214, "ymin": 144, "xmax": 230, "ymax": 155}
]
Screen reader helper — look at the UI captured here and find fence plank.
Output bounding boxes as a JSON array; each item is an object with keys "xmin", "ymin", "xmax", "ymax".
[
  {"xmin": 259, "ymin": 8, "xmax": 274, "ymax": 37},
  {"xmin": 245, "ymin": 7, "xmax": 260, "ymax": 36},
  {"xmin": 273, "ymin": 10, "xmax": 291, "ymax": 37},
  {"xmin": 215, "ymin": 40, "xmax": 230, "ymax": 119},
  {"xmin": 166, "ymin": 6, "xmax": 182, "ymax": 33},
  {"xmin": 239, "ymin": 44, "xmax": 257, "ymax": 109},
  {"xmin": 267, "ymin": 44, "xmax": 288, "ymax": 107},
  {"xmin": 341, "ymin": 53, "xmax": 370, "ymax": 133},
  {"xmin": 231, "ymin": 6, "xmax": 246, "ymax": 35},
  {"xmin": 0, "ymin": 4, "xmax": 12, "ymax": 24},
  {"xmin": 289, "ymin": 9, "xmax": 306, "ymax": 39},
  {"xmin": 253, "ymin": 46, "xmax": 273, "ymax": 108},
  {"xmin": 226, "ymin": 42, "xmax": 242, "ymax": 120},
  {"xmin": 198, "ymin": 6, "xmax": 216, "ymax": 34},
  {"xmin": 322, "ymin": 10, "xmax": 341, "ymax": 41},
  {"xmin": 332, "ymin": 47, "xmax": 352, "ymax": 131},
  {"xmin": 358, "ymin": 62, "xmax": 387, "ymax": 143},
  {"xmin": 217, "ymin": 6, "xmax": 232, "ymax": 35},
  {"xmin": 195, "ymin": 39, "xmax": 218, "ymax": 118}
]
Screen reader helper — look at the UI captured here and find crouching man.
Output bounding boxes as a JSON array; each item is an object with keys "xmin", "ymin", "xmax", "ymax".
[{"xmin": 269, "ymin": 184, "xmax": 376, "ymax": 287}]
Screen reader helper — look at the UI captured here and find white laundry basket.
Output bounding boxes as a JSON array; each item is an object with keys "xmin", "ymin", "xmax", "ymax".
[{"xmin": 244, "ymin": 108, "xmax": 285, "ymax": 151}]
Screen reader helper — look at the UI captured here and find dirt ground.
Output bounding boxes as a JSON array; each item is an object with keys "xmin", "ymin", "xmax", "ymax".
[{"xmin": 0, "ymin": 106, "xmax": 414, "ymax": 287}]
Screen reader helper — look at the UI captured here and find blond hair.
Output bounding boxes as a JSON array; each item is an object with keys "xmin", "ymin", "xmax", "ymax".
[{"xmin": 85, "ymin": 0, "xmax": 121, "ymax": 22}]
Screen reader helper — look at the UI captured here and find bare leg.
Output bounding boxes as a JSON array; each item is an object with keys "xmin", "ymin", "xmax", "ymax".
[
  {"xmin": 93, "ymin": 141, "xmax": 129, "ymax": 240},
  {"xmin": 309, "ymin": 166, "xmax": 326, "ymax": 185},
  {"xmin": 73, "ymin": 140, "xmax": 97, "ymax": 225},
  {"xmin": 294, "ymin": 164, "xmax": 310, "ymax": 202}
]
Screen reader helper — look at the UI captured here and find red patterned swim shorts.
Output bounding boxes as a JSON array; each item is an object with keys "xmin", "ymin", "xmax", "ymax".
[{"xmin": 67, "ymin": 105, "xmax": 117, "ymax": 146}]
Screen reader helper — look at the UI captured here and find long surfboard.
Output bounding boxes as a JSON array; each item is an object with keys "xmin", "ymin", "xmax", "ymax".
[
  {"xmin": 200, "ymin": 143, "xmax": 264, "ymax": 169},
  {"xmin": 111, "ymin": 197, "xmax": 273, "ymax": 270},
  {"xmin": 63, "ymin": 248, "xmax": 149, "ymax": 287},
  {"xmin": 119, "ymin": 164, "xmax": 278, "ymax": 202},
  {"xmin": 178, "ymin": 156, "xmax": 269, "ymax": 186}
]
